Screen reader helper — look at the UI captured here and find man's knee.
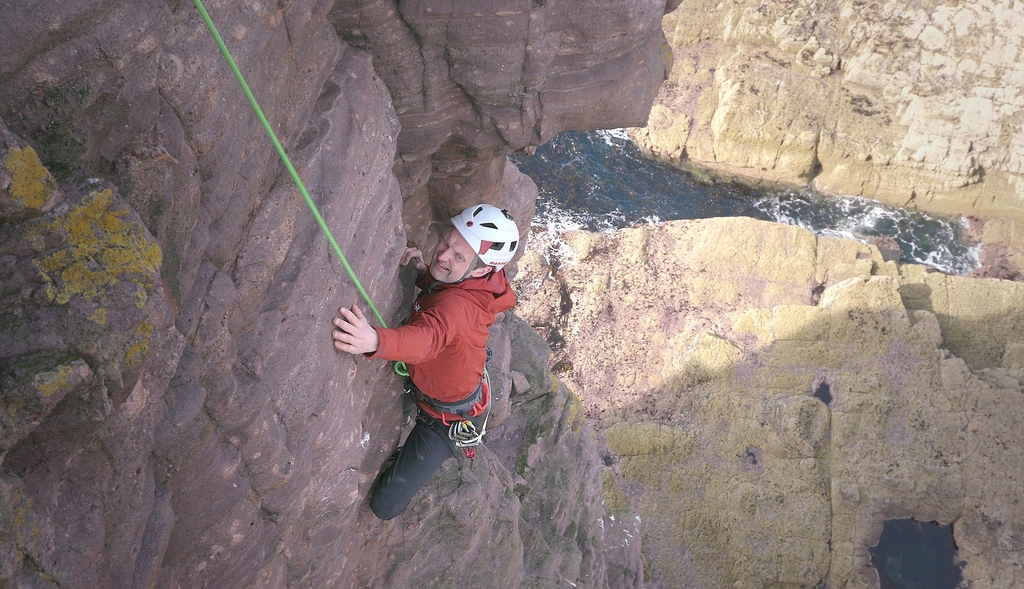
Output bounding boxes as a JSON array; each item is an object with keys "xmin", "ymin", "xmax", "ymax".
[
  {"xmin": 370, "ymin": 486, "xmax": 404, "ymax": 520},
  {"xmin": 367, "ymin": 419, "xmax": 454, "ymax": 520}
]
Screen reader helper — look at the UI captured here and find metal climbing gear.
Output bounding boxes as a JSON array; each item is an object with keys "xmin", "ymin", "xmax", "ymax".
[
  {"xmin": 446, "ymin": 369, "xmax": 491, "ymax": 460},
  {"xmin": 405, "ymin": 368, "xmax": 492, "ymax": 459},
  {"xmin": 449, "ymin": 416, "xmax": 486, "ymax": 448}
]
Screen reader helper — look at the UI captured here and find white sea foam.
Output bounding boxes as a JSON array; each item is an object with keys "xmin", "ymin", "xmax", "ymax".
[
  {"xmin": 595, "ymin": 128, "xmax": 630, "ymax": 146},
  {"xmin": 753, "ymin": 192, "xmax": 980, "ymax": 276}
]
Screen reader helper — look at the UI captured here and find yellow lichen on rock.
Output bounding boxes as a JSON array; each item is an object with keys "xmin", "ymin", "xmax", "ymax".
[
  {"xmin": 606, "ymin": 422, "xmax": 695, "ymax": 458},
  {"xmin": 3, "ymin": 146, "xmax": 57, "ymax": 209},
  {"xmin": 124, "ymin": 321, "xmax": 154, "ymax": 368},
  {"xmin": 565, "ymin": 384, "xmax": 586, "ymax": 434},
  {"xmin": 30, "ymin": 189, "xmax": 162, "ymax": 306},
  {"xmin": 899, "ymin": 265, "xmax": 1024, "ymax": 369},
  {"xmin": 88, "ymin": 308, "xmax": 107, "ymax": 325},
  {"xmin": 771, "ymin": 305, "xmax": 830, "ymax": 341},
  {"xmin": 32, "ymin": 364, "xmax": 74, "ymax": 398},
  {"xmin": 600, "ymin": 469, "xmax": 630, "ymax": 512}
]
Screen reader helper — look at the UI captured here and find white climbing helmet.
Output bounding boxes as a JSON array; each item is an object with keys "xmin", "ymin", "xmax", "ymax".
[{"xmin": 451, "ymin": 204, "xmax": 520, "ymax": 270}]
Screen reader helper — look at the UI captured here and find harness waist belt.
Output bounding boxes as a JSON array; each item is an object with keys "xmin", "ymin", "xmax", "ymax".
[{"xmin": 407, "ymin": 376, "xmax": 488, "ymax": 422}]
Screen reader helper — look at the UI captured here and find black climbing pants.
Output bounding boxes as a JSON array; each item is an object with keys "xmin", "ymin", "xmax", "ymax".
[{"xmin": 370, "ymin": 413, "xmax": 458, "ymax": 520}]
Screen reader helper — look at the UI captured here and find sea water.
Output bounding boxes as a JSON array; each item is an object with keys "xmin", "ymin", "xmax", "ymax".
[
  {"xmin": 869, "ymin": 519, "xmax": 965, "ymax": 589},
  {"xmin": 512, "ymin": 129, "xmax": 980, "ymax": 276}
]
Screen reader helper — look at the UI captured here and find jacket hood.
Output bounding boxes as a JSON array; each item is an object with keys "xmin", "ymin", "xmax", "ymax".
[{"xmin": 423, "ymin": 267, "xmax": 516, "ymax": 314}]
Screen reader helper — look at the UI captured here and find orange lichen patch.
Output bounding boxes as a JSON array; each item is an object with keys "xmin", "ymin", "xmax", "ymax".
[
  {"xmin": 3, "ymin": 145, "xmax": 57, "ymax": 209},
  {"xmin": 32, "ymin": 363, "xmax": 74, "ymax": 398},
  {"xmin": 124, "ymin": 321, "xmax": 154, "ymax": 368},
  {"xmin": 30, "ymin": 189, "xmax": 162, "ymax": 305}
]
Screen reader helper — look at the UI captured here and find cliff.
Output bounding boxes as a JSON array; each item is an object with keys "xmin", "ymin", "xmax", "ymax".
[
  {"xmin": 515, "ymin": 217, "xmax": 1024, "ymax": 588},
  {"xmin": 633, "ymin": 0, "xmax": 1024, "ymax": 276},
  {"xmin": 0, "ymin": 1, "xmax": 671, "ymax": 586}
]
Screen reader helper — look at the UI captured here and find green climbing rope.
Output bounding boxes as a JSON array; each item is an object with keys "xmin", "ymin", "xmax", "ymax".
[
  {"xmin": 191, "ymin": 0, "xmax": 386, "ymax": 327},
  {"xmin": 192, "ymin": 0, "xmax": 408, "ymax": 377}
]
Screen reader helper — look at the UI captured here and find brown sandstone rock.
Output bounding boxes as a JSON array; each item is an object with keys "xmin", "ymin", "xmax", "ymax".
[
  {"xmin": 329, "ymin": 0, "xmax": 671, "ymax": 248},
  {"xmin": 1, "ymin": 1, "xmax": 418, "ymax": 584},
  {"xmin": 0, "ymin": 0, "xmax": 669, "ymax": 586},
  {"xmin": 1, "ymin": 125, "xmax": 180, "ymax": 587}
]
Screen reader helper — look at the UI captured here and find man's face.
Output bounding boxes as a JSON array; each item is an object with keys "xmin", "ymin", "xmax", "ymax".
[{"xmin": 430, "ymin": 228, "xmax": 491, "ymax": 283}]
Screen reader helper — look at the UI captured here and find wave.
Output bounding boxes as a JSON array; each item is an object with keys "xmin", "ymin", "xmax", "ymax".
[{"xmin": 753, "ymin": 192, "xmax": 980, "ymax": 276}]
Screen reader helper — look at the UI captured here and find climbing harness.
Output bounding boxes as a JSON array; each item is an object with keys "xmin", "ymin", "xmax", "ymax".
[
  {"xmin": 405, "ymin": 367, "xmax": 491, "ymax": 460},
  {"xmin": 191, "ymin": 0, "xmax": 407, "ymax": 376},
  {"xmin": 406, "ymin": 370, "xmax": 488, "ymax": 423}
]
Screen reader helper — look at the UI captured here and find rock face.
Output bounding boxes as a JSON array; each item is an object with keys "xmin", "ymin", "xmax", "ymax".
[
  {"xmin": 0, "ymin": 1, "xmax": 668, "ymax": 587},
  {"xmin": 515, "ymin": 217, "xmax": 1024, "ymax": 588},
  {"xmin": 633, "ymin": 0, "xmax": 1024, "ymax": 271},
  {"xmin": 1, "ymin": 134, "xmax": 180, "ymax": 589},
  {"xmin": 330, "ymin": 0, "xmax": 673, "ymax": 247}
]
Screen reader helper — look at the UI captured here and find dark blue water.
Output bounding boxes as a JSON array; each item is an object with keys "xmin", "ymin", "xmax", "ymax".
[
  {"xmin": 512, "ymin": 130, "xmax": 980, "ymax": 275},
  {"xmin": 869, "ymin": 519, "xmax": 965, "ymax": 589}
]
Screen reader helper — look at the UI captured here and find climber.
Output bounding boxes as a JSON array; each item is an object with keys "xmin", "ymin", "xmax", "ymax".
[{"xmin": 331, "ymin": 203, "xmax": 520, "ymax": 520}]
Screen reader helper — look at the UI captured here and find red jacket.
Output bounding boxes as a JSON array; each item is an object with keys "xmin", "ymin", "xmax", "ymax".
[{"xmin": 370, "ymin": 267, "xmax": 516, "ymax": 403}]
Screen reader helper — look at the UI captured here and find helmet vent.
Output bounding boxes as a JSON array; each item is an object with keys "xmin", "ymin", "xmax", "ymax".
[
  {"xmin": 510, "ymin": 240, "xmax": 517, "ymax": 250},
  {"xmin": 473, "ymin": 206, "xmax": 484, "ymax": 216},
  {"xmin": 480, "ymin": 222, "xmax": 498, "ymax": 229}
]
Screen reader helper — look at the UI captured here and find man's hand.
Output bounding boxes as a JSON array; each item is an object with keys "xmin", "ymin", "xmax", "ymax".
[
  {"xmin": 400, "ymin": 247, "xmax": 426, "ymax": 272},
  {"xmin": 332, "ymin": 305, "xmax": 379, "ymax": 355}
]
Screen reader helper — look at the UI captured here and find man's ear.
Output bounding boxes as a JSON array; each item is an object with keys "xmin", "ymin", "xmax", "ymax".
[{"xmin": 469, "ymin": 265, "xmax": 493, "ymax": 278}]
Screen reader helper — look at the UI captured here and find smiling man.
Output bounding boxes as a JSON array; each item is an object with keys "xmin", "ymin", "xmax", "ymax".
[{"xmin": 331, "ymin": 203, "xmax": 520, "ymax": 520}]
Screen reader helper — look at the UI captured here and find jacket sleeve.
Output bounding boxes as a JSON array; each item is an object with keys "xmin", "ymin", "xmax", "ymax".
[{"xmin": 368, "ymin": 296, "xmax": 467, "ymax": 364}]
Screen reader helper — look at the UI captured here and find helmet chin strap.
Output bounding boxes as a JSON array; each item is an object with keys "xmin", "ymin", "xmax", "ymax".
[{"xmin": 456, "ymin": 255, "xmax": 490, "ymax": 283}]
